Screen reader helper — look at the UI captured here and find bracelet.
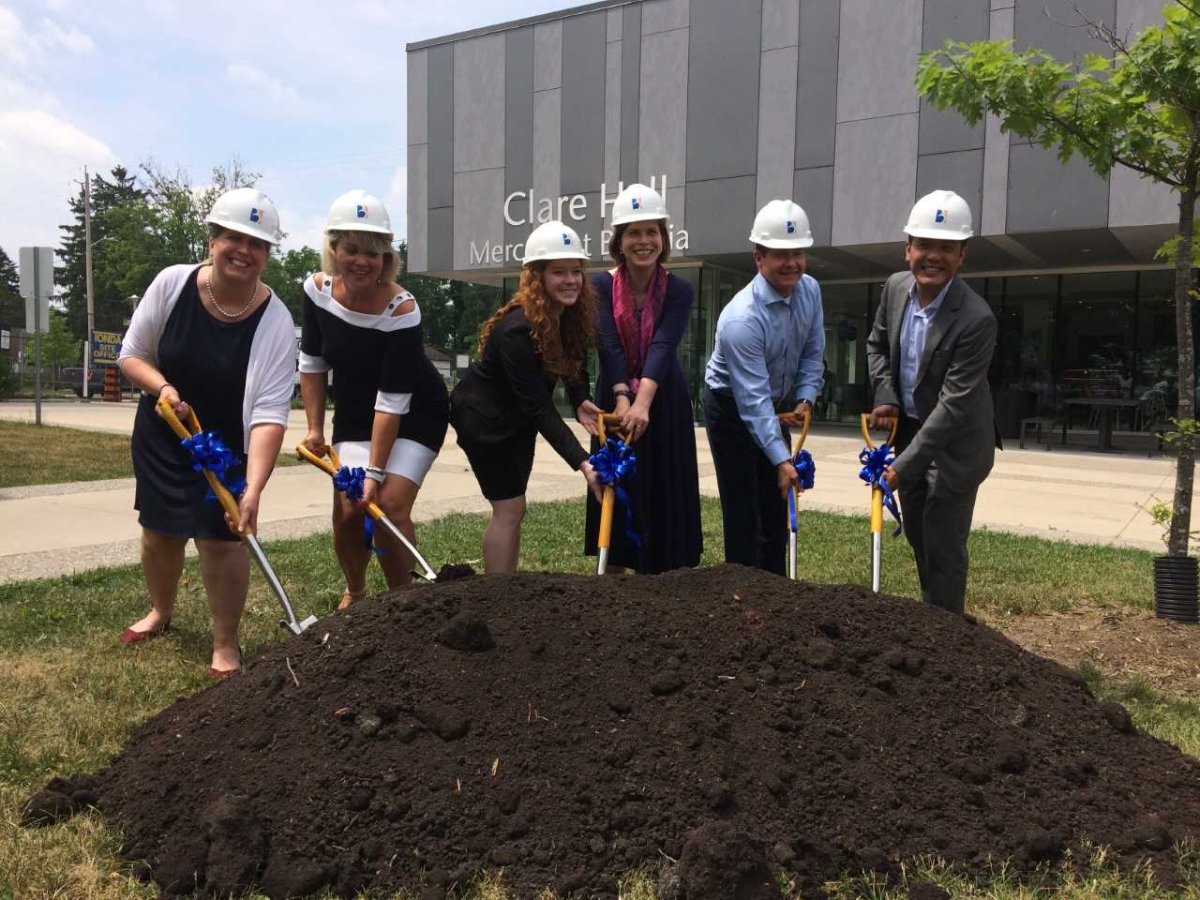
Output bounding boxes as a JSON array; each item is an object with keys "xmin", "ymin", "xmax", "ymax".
[
  {"xmin": 614, "ymin": 389, "xmax": 634, "ymax": 401},
  {"xmin": 154, "ymin": 382, "xmax": 173, "ymax": 399},
  {"xmin": 364, "ymin": 465, "xmax": 386, "ymax": 484}
]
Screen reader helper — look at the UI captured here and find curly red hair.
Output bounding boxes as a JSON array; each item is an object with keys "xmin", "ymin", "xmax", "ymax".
[{"xmin": 477, "ymin": 262, "xmax": 595, "ymax": 378}]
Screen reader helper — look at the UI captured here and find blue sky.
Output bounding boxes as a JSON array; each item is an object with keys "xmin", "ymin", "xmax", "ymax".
[{"xmin": 0, "ymin": 0, "xmax": 574, "ymax": 259}]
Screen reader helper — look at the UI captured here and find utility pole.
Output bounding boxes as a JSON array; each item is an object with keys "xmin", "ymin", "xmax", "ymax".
[{"xmin": 84, "ymin": 166, "xmax": 95, "ymax": 400}]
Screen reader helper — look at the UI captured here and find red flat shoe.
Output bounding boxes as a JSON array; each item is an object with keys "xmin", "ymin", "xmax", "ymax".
[
  {"xmin": 207, "ymin": 648, "xmax": 243, "ymax": 681},
  {"xmin": 121, "ymin": 619, "xmax": 171, "ymax": 646}
]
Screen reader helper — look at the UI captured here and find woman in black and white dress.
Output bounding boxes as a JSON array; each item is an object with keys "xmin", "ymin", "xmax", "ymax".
[
  {"xmin": 299, "ymin": 190, "xmax": 449, "ymax": 605},
  {"xmin": 118, "ymin": 188, "xmax": 297, "ymax": 678}
]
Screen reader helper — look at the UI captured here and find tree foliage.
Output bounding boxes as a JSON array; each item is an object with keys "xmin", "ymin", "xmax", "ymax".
[
  {"xmin": 263, "ymin": 247, "xmax": 322, "ymax": 322},
  {"xmin": 0, "ymin": 247, "xmax": 20, "ymax": 331},
  {"xmin": 916, "ymin": 0, "xmax": 1200, "ymax": 555}
]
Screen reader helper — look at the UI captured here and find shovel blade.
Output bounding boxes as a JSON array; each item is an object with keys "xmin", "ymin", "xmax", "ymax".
[{"xmin": 283, "ymin": 614, "xmax": 320, "ymax": 636}]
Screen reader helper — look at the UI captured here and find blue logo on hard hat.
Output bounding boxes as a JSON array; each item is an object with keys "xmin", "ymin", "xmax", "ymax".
[
  {"xmin": 562, "ymin": 233, "xmax": 573, "ymax": 246},
  {"xmin": 356, "ymin": 204, "xmax": 368, "ymax": 218},
  {"xmin": 786, "ymin": 220, "xmax": 796, "ymax": 234},
  {"xmin": 249, "ymin": 208, "xmax": 261, "ymax": 223},
  {"xmin": 631, "ymin": 198, "xmax": 641, "ymax": 210},
  {"xmin": 935, "ymin": 209, "xmax": 946, "ymax": 223}
]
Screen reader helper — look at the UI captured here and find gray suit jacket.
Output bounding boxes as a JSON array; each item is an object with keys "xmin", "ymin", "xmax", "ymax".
[{"xmin": 866, "ymin": 272, "xmax": 998, "ymax": 492}]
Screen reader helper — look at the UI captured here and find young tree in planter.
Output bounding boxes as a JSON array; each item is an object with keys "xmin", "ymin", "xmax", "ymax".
[{"xmin": 916, "ymin": 2, "xmax": 1200, "ymax": 556}]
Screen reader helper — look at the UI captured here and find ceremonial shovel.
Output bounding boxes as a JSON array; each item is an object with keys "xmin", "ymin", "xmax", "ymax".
[
  {"xmin": 156, "ymin": 397, "xmax": 318, "ymax": 635},
  {"xmin": 595, "ymin": 413, "xmax": 633, "ymax": 576},
  {"xmin": 860, "ymin": 412, "xmax": 898, "ymax": 594},
  {"xmin": 778, "ymin": 407, "xmax": 812, "ymax": 580},
  {"xmin": 296, "ymin": 443, "xmax": 439, "ymax": 583}
]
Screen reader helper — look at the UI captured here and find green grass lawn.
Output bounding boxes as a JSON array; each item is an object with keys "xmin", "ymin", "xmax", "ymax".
[
  {"xmin": 0, "ymin": 421, "xmax": 301, "ymax": 490},
  {"xmin": 0, "ymin": 499, "xmax": 1193, "ymax": 899}
]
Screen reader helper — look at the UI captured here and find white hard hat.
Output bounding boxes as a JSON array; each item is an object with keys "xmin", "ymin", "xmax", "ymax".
[
  {"xmin": 904, "ymin": 190, "xmax": 974, "ymax": 240},
  {"xmin": 205, "ymin": 188, "xmax": 282, "ymax": 245},
  {"xmin": 748, "ymin": 199, "xmax": 814, "ymax": 249},
  {"xmin": 610, "ymin": 183, "xmax": 669, "ymax": 226},
  {"xmin": 326, "ymin": 189, "xmax": 392, "ymax": 236},
  {"xmin": 521, "ymin": 221, "xmax": 589, "ymax": 265}
]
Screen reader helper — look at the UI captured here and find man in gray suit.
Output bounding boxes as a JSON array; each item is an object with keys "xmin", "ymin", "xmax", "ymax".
[{"xmin": 866, "ymin": 190, "xmax": 998, "ymax": 614}]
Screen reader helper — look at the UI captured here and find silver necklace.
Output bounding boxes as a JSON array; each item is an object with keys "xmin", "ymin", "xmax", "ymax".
[{"xmin": 206, "ymin": 271, "xmax": 258, "ymax": 318}]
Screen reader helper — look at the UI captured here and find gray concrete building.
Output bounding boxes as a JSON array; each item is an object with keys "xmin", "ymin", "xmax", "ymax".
[{"xmin": 407, "ymin": 0, "xmax": 1182, "ymax": 430}]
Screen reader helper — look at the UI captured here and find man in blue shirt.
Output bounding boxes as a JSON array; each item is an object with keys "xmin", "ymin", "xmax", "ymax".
[
  {"xmin": 866, "ymin": 190, "xmax": 998, "ymax": 614},
  {"xmin": 703, "ymin": 200, "xmax": 825, "ymax": 575}
]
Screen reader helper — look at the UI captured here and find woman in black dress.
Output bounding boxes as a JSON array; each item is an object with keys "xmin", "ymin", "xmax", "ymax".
[
  {"xmin": 451, "ymin": 221, "xmax": 602, "ymax": 572},
  {"xmin": 584, "ymin": 183, "xmax": 702, "ymax": 573},
  {"xmin": 299, "ymin": 190, "xmax": 449, "ymax": 605},
  {"xmin": 117, "ymin": 188, "xmax": 297, "ymax": 678}
]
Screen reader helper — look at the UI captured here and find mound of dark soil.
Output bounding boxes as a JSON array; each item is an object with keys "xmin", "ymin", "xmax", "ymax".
[{"xmin": 35, "ymin": 566, "xmax": 1200, "ymax": 897}]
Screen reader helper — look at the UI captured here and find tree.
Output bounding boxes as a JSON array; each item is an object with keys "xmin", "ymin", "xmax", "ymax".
[
  {"xmin": 58, "ymin": 166, "xmax": 155, "ymax": 339},
  {"xmin": 0, "ymin": 246, "xmax": 20, "ymax": 331},
  {"xmin": 263, "ymin": 247, "xmax": 321, "ymax": 321},
  {"xmin": 139, "ymin": 159, "xmax": 259, "ymax": 265},
  {"xmin": 43, "ymin": 308, "xmax": 80, "ymax": 382},
  {"xmin": 916, "ymin": 1, "xmax": 1200, "ymax": 555},
  {"xmin": 396, "ymin": 241, "xmax": 503, "ymax": 354}
]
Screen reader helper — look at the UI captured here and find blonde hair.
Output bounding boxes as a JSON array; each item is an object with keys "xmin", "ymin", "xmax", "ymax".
[{"xmin": 323, "ymin": 230, "xmax": 399, "ymax": 284}]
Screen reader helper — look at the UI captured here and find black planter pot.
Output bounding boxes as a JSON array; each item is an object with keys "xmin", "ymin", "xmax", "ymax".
[{"xmin": 1153, "ymin": 555, "xmax": 1199, "ymax": 623}]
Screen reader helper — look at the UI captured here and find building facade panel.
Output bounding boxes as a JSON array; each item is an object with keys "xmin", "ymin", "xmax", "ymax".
[
  {"xmin": 505, "ymin": 28, "xmax": 535, "ymax": 250},
  {"xmin": 918, "ymin": 0, "xmax": 988, "ymax": 155},
  {"xmin": 792, "ymin": 165, "xmax": 834, "ymax": 248},
  {"xmin": 685, "ymin": 0, "xmax": 762, "ymax": 183},
  {"xmin": 427, "ymin": 206, "xmax": 454, "ymax": 273},
  {"xmin": 407, "ymin": 143, "xmax": 429, "ymax": 273},
  {"xmin": 453, "ymin": 34, "xmax": 505, "ymax": 174},
  {"xmin": 762, "ymin": 0, "xmax": 801, "ymax": 51},
  {"xmin": 916, "ymin": 149, "xmax": 984, "ymax": 229},
  {"xmin": 604, "ymin": 36, "xmax": 623, "ymax": 188},
  {"xmin": 533, "ymin": 89, "xmax": 562, "ymax": 213},
  {"xmin": 794, "ymin": 0, "xmax": 840, "ymax": 170},
  {"xmin": 836, "ymin": 0, "xmax": 922, "ymax": 123},
  {"xmin": 607, "ymin": 6, "xmax": 623, "ymax": 41},
  {"xmin": 620, "ymin": 5, "xmax": 642, "ymax": 183},
  {"xmin": 832, "ymin": 114, "xmax": 919, "ymax": 246},
  {"xmin": 1007, "ymin": 144, "xmax": 1109, "ymax": 233},
  {"xmin": 757, "ymin": 45, "xmax": 800, "ymax": 209},
  {"xmin": 427, "ymin": 44, "xmax": 455, "ymax": 210},
  {"xmin": 980, "ymin": 4, "xmax": 1013, "ymax": 235},
  {"xmin": 534, "ymin": 21, "xmax": 563, "ymax": 91},
  {"xmin": 639, "ymin": 27, "xmax": 688, "ymax": 186},
  {"xmin": 407, "ymin": 50, "xmax": 428, "ymax": 147},
  {"xmin": 641, "ymin": 0, "xmax": 689, "ymax": 35},
  {"xmin": 685, "ymin": 176, "xmax": 757, "ymax": 256},
  {"xmin": 560, "ymin": 12, "xmax": 609, "ymax": 194},
  {"xmin": 453, "ymin": 169, "xmax": 506, "ymax": 270}
]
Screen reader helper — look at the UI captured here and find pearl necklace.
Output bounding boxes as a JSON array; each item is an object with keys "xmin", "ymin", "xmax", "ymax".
[{"xmin": 206, "ymin": 270, "xmax": 259, "ymax": 318}]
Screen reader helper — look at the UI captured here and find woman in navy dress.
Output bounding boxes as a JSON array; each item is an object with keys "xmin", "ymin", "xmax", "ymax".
[
  {"xmin": 299, "ymin": 190, "xmax": 449, "ymax": 606},
  {"xmin": 584, "ymin": 183, "xmax": 702, "ymax": 573},
  {"xmin": 118, "ymin": 188, "xmax": 297, "ymax": 678}
]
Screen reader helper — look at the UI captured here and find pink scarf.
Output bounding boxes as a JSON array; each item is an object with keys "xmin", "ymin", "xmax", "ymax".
[{"xmin": 611, "ymin": 265, "xmax": 668, "ymax": 395}]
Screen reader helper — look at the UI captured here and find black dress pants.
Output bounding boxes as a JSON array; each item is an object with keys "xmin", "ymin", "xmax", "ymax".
[
  {"xmin": 895, "ymin": 417, "xmax": 978, "ymax": 614},
  {"xmin": 703, "ymin": 388, "xmax": 789, "ymax": 576}
]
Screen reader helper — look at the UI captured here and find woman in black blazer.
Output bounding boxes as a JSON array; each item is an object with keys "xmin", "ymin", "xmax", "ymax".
[{"xmin": 451, "ymin": 221, "xmax": 602, "ymax": 572}]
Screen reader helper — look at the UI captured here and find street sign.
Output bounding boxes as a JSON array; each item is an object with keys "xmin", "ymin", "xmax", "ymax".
[
  {"xmin": 18, "ymin": 247, "xmax": 53, "ymax": 334},
  {"xmin": 92, "ymin": 329, "xmax": 123, "ymax": 365}
]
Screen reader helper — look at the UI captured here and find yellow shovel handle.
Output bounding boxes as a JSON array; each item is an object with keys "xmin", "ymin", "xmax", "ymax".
[
  {"xmin": 860, "ymin": 412, "xmax": 898, "ymax": 449},
  {"xmin": 157, "ymin": 397, "xmax": 245, "ymax": 534},
  {"xmin": 295, "ymin": 442, "xmax": 391, "ymax": 526}
]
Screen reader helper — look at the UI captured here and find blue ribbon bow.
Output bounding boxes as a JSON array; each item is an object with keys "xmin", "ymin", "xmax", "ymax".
[
  {"xmin": 332, "ymin": 465, "xmax": 365, "ymax": 501},
  {"xmin": 589, "ymin": 437, "xmax": 641, "ymax": 548},
  {"xmin": 180, "ymin": 430, "xmax": 245, "ymax": 500},
  {"xmin": 858, "ymin": 443, "xmax": 903, "ymax": 536},
  {"xmin": 330, "ymin": 465, "xmax": 381, "ymax": 555},
  {"xmin": 788, "ymin": 448, "xmax": 816, "ymax": 531}
]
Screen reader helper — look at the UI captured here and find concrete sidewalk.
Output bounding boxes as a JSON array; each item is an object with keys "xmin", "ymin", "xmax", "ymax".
[{"xmin": 0, "ymin": 399, "xmax": 1182, "ymax": 583}]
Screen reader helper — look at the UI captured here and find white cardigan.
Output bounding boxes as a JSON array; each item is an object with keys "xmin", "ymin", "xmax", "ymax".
[{"xmin": 119, "ymin": 264, "xmax": 297, "ymax": 451}]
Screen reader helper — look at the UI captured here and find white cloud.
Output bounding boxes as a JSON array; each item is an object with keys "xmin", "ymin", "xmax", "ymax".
[
  {"xmin": 276, "ymin": 206, "xmax": 326, "ymax": 256},
  {"xmin": 0, "ymin": 108, "xmax": 115, "ymax": 251},
  {"xmin": 0, "ymin": 5, "xmax": 28, "ymax": 64},
  {"xmin": 225, "ymin": 61, "xmax": 310, "ymax": 117},
  {"xmin": 37, "ymin": 17, "xmax": 95, "ymax": 54}
]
